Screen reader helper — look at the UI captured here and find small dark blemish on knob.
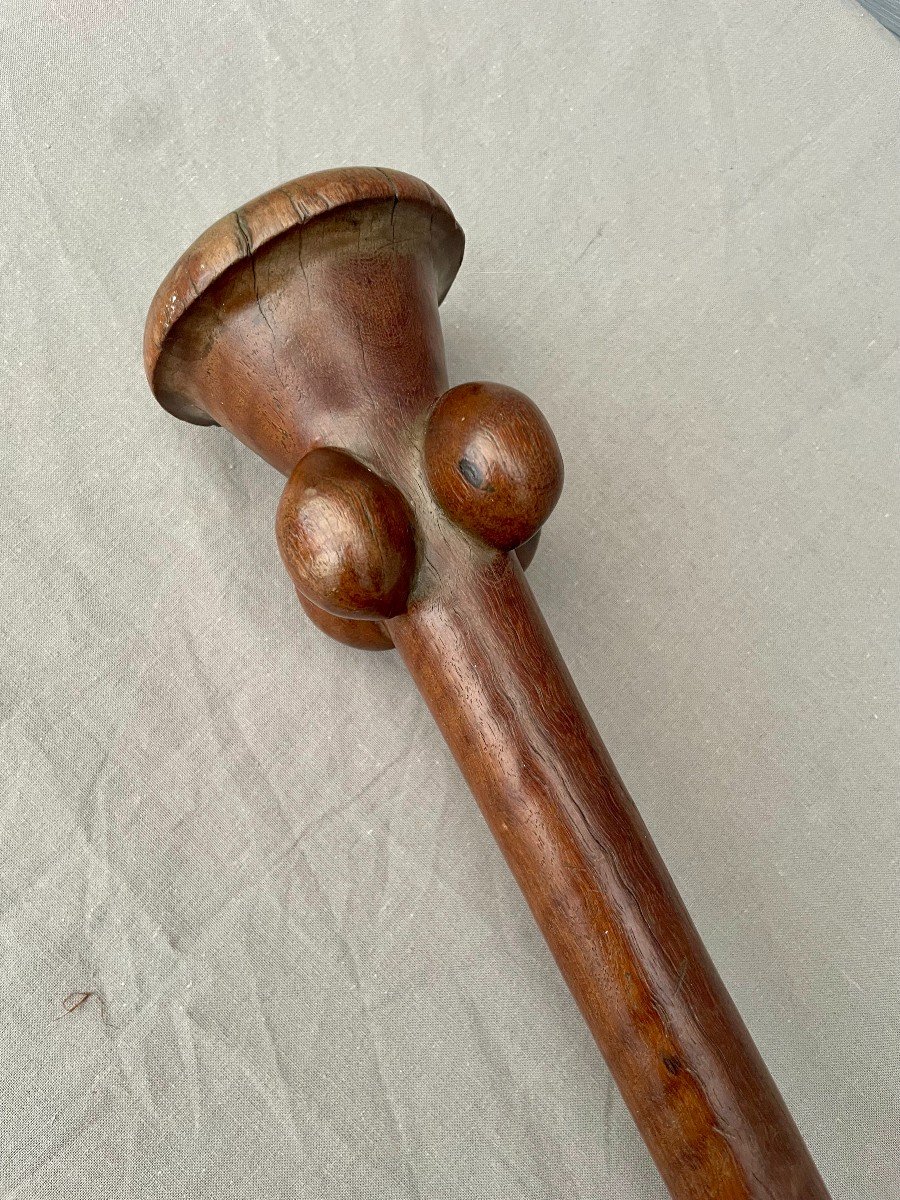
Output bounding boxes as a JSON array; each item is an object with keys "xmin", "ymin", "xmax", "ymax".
[
  {"xmin": 663, "ymin": 1055, "xmax": 682, "ymax": 1076},
  {"xmin": 426, "ymin": 383, "xmax": 561, "ymax": 549},
  {"xmin": 460, "ymin": 456, "xmax": 496, "ymax": 489},
  {"xmin": 459, "ymin": 457, "xmax": 491, "ymax": 490}
]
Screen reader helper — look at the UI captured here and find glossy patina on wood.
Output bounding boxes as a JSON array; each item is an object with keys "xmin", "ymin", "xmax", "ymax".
[{"xmin": 145, "ymin": 167, "xmax": 830, "ymax": 1199}]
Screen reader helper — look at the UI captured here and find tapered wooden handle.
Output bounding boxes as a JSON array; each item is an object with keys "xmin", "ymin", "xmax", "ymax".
[{"xmin": 388, "ymin": 551, "xmax": 828, "ymax": 1200}]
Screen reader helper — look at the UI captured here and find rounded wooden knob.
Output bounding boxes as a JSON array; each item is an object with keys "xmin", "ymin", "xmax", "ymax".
[
  {"xmin": 293, "ymin": 589, "xmax": 395, "ymax": 651},
  {"xmin": 276, "ymin": 447, "xmax": 417, "ymax": 620},
  {"xmin": 424, "ymin": 382, "xmax": 563, "ymax": 551}
]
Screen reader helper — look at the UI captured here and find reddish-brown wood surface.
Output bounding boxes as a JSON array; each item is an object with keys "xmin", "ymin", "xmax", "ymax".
[{"xmin": 145, "ymin": 167, "xmax": 830, "ymax": 1199}]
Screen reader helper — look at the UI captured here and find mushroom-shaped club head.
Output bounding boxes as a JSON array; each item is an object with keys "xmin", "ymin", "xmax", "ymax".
[{"xmin": 143, "ymin": 167, "xmax": 465, "ymax": 475}]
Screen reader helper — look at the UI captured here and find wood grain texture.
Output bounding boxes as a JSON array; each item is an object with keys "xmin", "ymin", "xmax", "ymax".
[
  {"xmin": 424, "ymin": 381, "xmax": 564, "ymax": 551},
  {"xmin": 276, "ymin": 446, "xmax": 417, "ymax": 619},
  {"xmin": 145, "ymin": 167, "xmax": 830, "ymax": 1200},
  {"xmin": 390, "ymin": 552, "xmax": 828, "ymax": 1200}
]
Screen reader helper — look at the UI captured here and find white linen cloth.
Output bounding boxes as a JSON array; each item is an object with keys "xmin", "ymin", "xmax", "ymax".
[{"xmin": 1, "ymin": 2, "xmax": 897, "ymax": 1196}]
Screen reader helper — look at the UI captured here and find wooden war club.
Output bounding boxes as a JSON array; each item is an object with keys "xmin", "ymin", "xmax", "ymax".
[{"xmin": 144, "ymin": 167, "xmax": 830, "ymax": 1200}]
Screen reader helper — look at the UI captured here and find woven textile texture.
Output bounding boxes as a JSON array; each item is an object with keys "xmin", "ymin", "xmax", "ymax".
[{"xmin": 1, "ymin": 1, "xmax": 897, "ymax": 1197}]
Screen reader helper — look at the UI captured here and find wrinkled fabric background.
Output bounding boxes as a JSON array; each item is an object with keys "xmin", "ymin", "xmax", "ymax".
[{"xmin": 1, "ymin": 2, "xmax": 897, "ymax": 1197}]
